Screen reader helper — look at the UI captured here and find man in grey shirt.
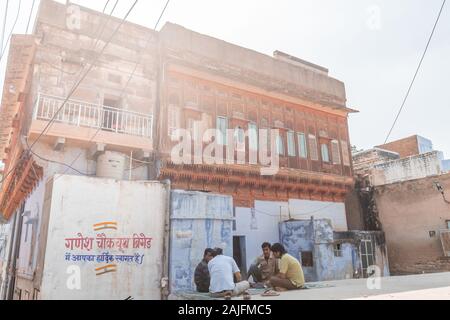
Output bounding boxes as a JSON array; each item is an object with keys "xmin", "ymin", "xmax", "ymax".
[{"xmin": 208, "ymin": 248, "xmax": 250, "ymax": 299}]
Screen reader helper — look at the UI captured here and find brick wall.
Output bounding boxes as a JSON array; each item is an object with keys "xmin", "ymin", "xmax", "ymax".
[
  {"xmin": 376, "ymin": 135, "xmax": 420, "ymax": 158},
  {"xmin": 374, "ymin": 172, "xmax": 450, "ymax": 274}
]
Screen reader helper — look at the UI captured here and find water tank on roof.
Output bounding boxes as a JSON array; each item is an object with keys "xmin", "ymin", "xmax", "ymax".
[{"xmin": 96, "ymin": 151, "xmax": 126, "ymax": 180}]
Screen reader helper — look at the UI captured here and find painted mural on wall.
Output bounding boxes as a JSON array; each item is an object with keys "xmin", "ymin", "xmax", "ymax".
[
  {"xmin": 64, "ymin": 221, "xmax": 153, "ymax": 276},
  {"xmin": 40, "ymin": 176, "xmax": 168, "ymax": 300}
]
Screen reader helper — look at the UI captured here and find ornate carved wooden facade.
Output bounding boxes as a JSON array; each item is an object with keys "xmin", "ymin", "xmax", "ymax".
[{"xmin": 158, "ymin": 66, "xmax": 355, "ymax": 207}]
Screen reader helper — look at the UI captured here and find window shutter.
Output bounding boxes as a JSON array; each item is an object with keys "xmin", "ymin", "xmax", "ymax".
[
  {"xmin": 309, "ymin": 135, "xmax": 318, "ymax": 161},
  {"xmin": 331, "ymin": 140, "xmax": 341, "ymax": 165},
  {"xmin": 341, "ymin": 140, "xmax": 350, "ymax": 166},
  {"xmin": 168, "ymin": 106, "xmax": 180, "ymax": 137}
]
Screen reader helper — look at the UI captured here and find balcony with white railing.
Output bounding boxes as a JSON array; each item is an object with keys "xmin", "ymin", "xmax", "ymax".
[
  {"xmin": 29, "ymin": 93, "xmax": 154, "ymax": 151},
  {"xmin": 33, "ymin": 93, "xmax": 153, "ymax": 139}
]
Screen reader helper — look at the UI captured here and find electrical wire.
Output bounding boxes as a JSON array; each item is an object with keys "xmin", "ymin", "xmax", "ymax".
[
  {"xmin": 57, "ymin": 0, "xmax": 171, "ymax": 178},
  {"xmin": 89, "ymin": 0, "xmax": 120, "ymax": 53},
  {"xmin": 125, "ymin": 163, "xmax": 148, "ymax": 172},
  {"xmin": 0, "ymin": 154, "xmax": 26, "ymax": 185},
  {"xmin": 28, "ymin": 0, "xmax": 140, "ymax": 152},
  {"xmin": 102, "ymin": 0, "xmax": 112, "ymax": 13},
  {"xmin": 39, "ymin": 0, "xmax": 123, "ymax": 178},
  {"xmin": 118, "ymin": 0, "xmax": 171, "ymax": 99},
  {"xmin": 2, "ymin": 1, "xmax": 138, "ymax": 185},
  {"xmin": 25, "ymin": 0, "xmax": 36, "ymax": 34},
  {"xmin": 0, "ymin": 0, "xmax": 9, "ymax": 57},
  {"xmin": 0, "ymin": 0, "xmax": 22, "ymax": 185},
  {"xmin": 253, "ymin": 202, "xmax": 337, "ymax": 218},
  {"xmin": 384, "ymin": 0, "xmax": 447, "ymax": 144},
  {"xmin": 0, "ymin": 0, "xmax": 22, "ymax": 65},
  {"xmin": 36, "ymin": 1, "xmax": 120, "ymax": 77},
  {"xmin": 24, "ymin": 138, "xmax": 91, "ymax": 176}
]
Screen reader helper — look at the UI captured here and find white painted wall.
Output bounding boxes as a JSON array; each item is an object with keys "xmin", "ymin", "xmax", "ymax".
[
  {"xmin": 32, "ymin": 142, "xmax": 148, "ymax": 182},
  {"xmin": 234, "ymin": 201, "xmax": 288, "ymax": 271},
  {"xmin": 16, "ymin": 181, "xmax": 45, "ymax": 279},
  {"xmin": 40, "ymin": 175, "xmax": 168, "ymax": 300},
  {"xmin": 0, "ymin": 221, "xmax": 12, "ymax": 297},
  {"xmin": 288, "ymin": 200, "xmax": 348, "ymax": 232},
  {"xmin": 371, "ymin": 151, "xmax": 443, "ymax": 186},
  {"xmin": 234, "ymin": 199, "xmax": 348, "ymax": 270}
]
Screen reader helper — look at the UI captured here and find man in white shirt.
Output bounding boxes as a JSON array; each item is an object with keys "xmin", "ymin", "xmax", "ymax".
[{"xmin": 208, "ymin": 248, "xmax": 250, "ymax": 299}]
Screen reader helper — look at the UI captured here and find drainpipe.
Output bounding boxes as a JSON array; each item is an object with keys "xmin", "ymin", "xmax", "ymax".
[
  {"xmin": 160, "ymin": 179, "xmax": 171, "ymax": 300},
  {"xmin": 5, "ymin": 204, "xmax": 24, "ymax": 300}
]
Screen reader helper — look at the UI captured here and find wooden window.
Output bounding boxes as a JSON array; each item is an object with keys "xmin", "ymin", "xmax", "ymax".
[
  {"xmin": 341, "ymin": 140, "xmax": 350, "ymax": 166},
  {"xmin": 321, "ymin": 144, "xmax": 330, "ymax": 163},
  {"xmin": 184, "ymin": 82, "xmax": 198, "ymax": 106},
  {"xmin": 331, "ymin": 140, "xmax": 341, "ymax": 165},
  {"xmin": 234, "ymin": 126, "xmax": 245, "ymax": 152},
  {"xmin": 216, "ymin": 116, "xmax": 228, "ymax": 145},
  {"xmin": 297, "ymin": 133, "xmax": 308, "ymax": 159},
  {"xmin": 248, "ymin": 123, "xmax": 258, "ymax": 151},
  {"xmin": 287, "ymin": 131, "xmax": 296, "ymax": 157},
  {"xmin": 309, "ymin": 135, "xmax": 319, "ymax": 161},
  {"xmin": 167, "ymin": 106, "xmax": 180, "ymax": 137},
  {"xmin": 188, "ymin": 119, "xmax": 201, "ymax": 142},
  {"xmin": 276, "ymin": 134, "xmax": 285, "ymax": 156}
]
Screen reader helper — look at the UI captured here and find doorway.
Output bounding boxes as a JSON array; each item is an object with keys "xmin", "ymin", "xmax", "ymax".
[
  {"xmin": 102, "ymin": 97, "xmax": 122, "ymax": 132},
  {"xmin": 233, "ymin": 236, "xmax": 247, "ymax": 278},
  {"xmin": 360, "ymin": 238, "xmax": 375, "ymax": 278}
]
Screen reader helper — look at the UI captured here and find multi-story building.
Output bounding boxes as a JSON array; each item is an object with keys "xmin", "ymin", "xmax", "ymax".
[
  {"xmin": 0, "ymin": 0, "xmax": 358, "ymax": 298},
  {"xmin": 157, "ymin": 24, "xmax": 355, "ymax": 207},
  {"xmin": 348, "ymin": 135, "xmax": 450, "ymax": 275}
]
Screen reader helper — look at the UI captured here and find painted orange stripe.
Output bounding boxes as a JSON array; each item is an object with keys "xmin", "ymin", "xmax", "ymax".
[
  {"xmin": 96, "ymin": 270, "xmax": 117, "ymax": 276},
  {"xmin": 93, "ymin": 226, "xmax": 118, "ymax": 231},
  {"xmin": 93, "ymin": 222, "xmax": 117, "ymax": 227},
  {"xmin": 95, "ymin": 264, "xmax": 117, "ymax": 272}
]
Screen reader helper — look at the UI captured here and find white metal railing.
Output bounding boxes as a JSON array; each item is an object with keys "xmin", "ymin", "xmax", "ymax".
[{"xmin": 33, "ymin": 93, "xmax": 153, "ymax": 139}]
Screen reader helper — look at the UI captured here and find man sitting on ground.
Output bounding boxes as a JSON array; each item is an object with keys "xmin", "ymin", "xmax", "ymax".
[
  {"xmin": 269, "ymin": 243, "xmax": 305, "ymax": 291},
  {"xmin": 208, "ymin": 248, "xmax": 250, "ymax": 299},
  {"xmin": 247, "ymin": 242, "xmax": 278, "ymax": 287},
  {"xmin": 194, "ymin": 248, "xmax": 214, "ymax": 293}
]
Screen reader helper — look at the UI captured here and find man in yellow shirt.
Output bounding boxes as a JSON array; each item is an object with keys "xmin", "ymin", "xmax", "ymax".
[{"xmin": 269, "ymin": 243, "xmax": 305, "ymax": 291}]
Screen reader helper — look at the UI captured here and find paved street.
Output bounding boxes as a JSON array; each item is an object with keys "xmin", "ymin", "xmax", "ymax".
[{"xmin": 252, "ymin": 272, "xmax": 450, "ymax": 300}]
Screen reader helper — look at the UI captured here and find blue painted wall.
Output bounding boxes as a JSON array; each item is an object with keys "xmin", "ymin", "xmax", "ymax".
[
  {"xmin": 279, "ymin": 219, "xmax": 316, "ymax": 281},
  {"xmin": 442, "ymin": 159, "xmax": 450, "ymax": 173},
  {"xmin": 279, "ymin": 219, "xmax": 356, "ymax": 282},
  {"xmin": 169, "ymin": 190, "xmax": 233, "ymax": 293}
]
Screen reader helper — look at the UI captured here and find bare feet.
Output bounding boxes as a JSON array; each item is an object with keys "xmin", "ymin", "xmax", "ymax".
[{"xmin": 274, "ymin": 287, "xmax": 288, "ymax": 292}]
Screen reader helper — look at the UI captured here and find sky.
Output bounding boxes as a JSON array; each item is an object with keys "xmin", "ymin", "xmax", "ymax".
[{"xmin": 1, "ymin": 0, "xmax": 449, "ymax": 156}]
